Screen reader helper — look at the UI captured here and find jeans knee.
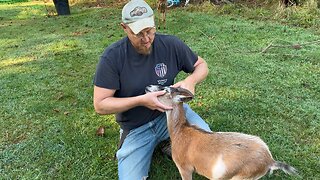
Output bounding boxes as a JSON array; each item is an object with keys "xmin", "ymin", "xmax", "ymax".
[{"xmin": 183, "ymin": 103, "xmax": 212, "ymax": 132}]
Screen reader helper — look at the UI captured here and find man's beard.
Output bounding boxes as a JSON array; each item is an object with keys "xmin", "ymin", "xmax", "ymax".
[{"xmin": 136, "ymin": 45, "xmax": 152, "ymax": 55}]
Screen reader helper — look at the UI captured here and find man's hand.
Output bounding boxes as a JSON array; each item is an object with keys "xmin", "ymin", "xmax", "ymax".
[
  {"xmin": 172, "ymin": 80, "xmax": 195, "ymax": 95},
  {"xmin": 172, "ymin": 56, "xmax": 209, "ymax": 95},
  {"xmin": 142, "ymin": 91, "xmax": 172, "ymax": 112}
]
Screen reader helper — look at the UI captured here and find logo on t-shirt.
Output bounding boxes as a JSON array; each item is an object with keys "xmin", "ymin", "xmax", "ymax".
[{"xmin": 155, "ymin": 63, "xmax": 167, "ymax": 78}]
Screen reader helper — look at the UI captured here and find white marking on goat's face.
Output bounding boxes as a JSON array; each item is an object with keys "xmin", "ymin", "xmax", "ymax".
[
  {"xmin": 173, "ymin": 95, "xmax": 184, "ymax": 103},
  {"xmin": 146, "ymin": 85, "xmax": 162, "ymax": 92},
  {"xmin": 212, "ymin": 155, "xmax": 226, "ymax": 179},
  {"xmin": 164, "ymin": 86, "xmax": 171, "ymax": 93}
]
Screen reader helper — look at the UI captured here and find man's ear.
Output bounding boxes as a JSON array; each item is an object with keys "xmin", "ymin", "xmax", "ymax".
[{"xmin": 120, "ymin": 23, "xmax": 127, "ymax": 30}]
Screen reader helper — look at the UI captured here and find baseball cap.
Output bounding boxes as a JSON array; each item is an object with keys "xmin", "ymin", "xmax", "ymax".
[{"xmin": 122, "ymin": 0, "xmax": 155, "ymax": 34}]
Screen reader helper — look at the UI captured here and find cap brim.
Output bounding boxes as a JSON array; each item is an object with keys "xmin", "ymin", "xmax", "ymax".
[{"xmin": 127, "ymin": 15, "xmax": 155, "ymax": 34}]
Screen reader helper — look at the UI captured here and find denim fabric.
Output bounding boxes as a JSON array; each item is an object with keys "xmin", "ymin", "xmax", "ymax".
[{"xmin": 116, "ymin": 104, "xmax": 211, "ymax": 180}]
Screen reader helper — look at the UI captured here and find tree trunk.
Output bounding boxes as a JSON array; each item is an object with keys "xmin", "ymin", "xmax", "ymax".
[{"xmin": 53, "ymin": 0, "xmax": 71, "ymax": 15}]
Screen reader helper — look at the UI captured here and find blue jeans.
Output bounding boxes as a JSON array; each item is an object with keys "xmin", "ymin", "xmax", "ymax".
[{"xmin": 116, "ymin": 104, "xmax": 211, "ymax": 180}]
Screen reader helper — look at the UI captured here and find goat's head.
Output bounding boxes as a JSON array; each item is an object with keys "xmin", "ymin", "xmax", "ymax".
[{"xmin": 145, "ymin": 85, "xmax": 194, "ymax": 106}]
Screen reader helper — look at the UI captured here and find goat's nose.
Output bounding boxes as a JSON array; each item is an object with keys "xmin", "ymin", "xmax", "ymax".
[
  {"xmin": 146, "ymin": 85, "xmax": 158, "ymax": 92},
  {"xmin": 149, "ymin": 85, "xmax": 164, "ymax": 91}
]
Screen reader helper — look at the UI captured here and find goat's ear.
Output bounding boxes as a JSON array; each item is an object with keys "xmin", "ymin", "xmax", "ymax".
[
  {"xmin": 176, "ymin": 87, "xmax": 194, "ymax": 97},
  {"xmin": 170, "ymin": 87, "xmax": 194, "ymax": 102},
  {"xmin": 174, "ymin": 95, "xmax": 193, "ymax": 102},
  {"xmin": 180, "ymin": 96, "xmax": 193, "ymax": 102}
]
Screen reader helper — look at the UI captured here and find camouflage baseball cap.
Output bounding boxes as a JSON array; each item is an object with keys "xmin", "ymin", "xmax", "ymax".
[{"xmin": 122, "ymin": 0, "xmax": 155, "ymax": 34}]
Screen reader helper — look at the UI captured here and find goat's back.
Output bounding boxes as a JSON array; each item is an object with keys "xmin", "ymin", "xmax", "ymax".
[{"xmin": 171, "ymin": 127, "xmax": 275, "ymax": 179}]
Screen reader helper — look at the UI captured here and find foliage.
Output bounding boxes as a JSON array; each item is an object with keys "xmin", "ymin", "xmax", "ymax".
[
  {"xmin": 185, "ymin": 0, "xmax": 320, "ymax": 29},
  {"xmin": 0, "ymin": 1, "xmax": 319, "ymax": 180}
]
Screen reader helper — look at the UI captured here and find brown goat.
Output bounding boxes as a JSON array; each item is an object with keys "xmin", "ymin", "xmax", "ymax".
[
  {"xmin": 157, "ymin": 0, "xmax": 167, "ymax": 29},
  {"xmin": 145, "ymin": 85, "xmax": 299, "ymax": 180}
]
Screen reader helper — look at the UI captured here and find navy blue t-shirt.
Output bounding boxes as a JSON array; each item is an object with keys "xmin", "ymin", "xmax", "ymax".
[{"xmin": 94, "ymin": 34, "xmax": 198, "ymax": 131}]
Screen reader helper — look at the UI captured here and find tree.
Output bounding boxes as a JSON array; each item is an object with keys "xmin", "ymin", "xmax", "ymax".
[{"xmin": 53, "ymin": 0, "xmax": 71, "ymax": 15}]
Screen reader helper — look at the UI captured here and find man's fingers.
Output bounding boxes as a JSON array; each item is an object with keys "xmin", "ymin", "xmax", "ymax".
[
  {"xmin": 172, "ymin": 83, "xmax": 181, "ymax": 88},
  {"xmin": 158, "ymin": 102, "xmax": 172, "ymax": 110},
  {"xmin": 156, "ymin": 108, "xmax": 165, "ymax": 112},
  {"xmin": 151, "ymin": 90, "xmax": 173, "ymax": 111},
  {"xmin": 151, "ymin": 90, "xmax": 166, "ymax": 97},
  {"xmin": 155, "ymin": 90, "xmax": 166, "ymax": 96}
]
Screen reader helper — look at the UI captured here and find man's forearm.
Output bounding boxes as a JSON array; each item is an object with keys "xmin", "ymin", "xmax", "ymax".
[
  {"xmin": 172, "ymin": 57, "xmax": 209, "ymax": 94},
  {"xmin": 186, "ymin": 57, "xmax": 209, "ymax": 85},
  {"xmin": 94, "ymin": 96, "xmax": 143, "ymax": 115}
]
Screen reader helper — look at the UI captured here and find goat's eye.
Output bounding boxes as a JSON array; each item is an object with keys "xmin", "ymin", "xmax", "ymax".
[{"xmin": 163, "ymin": 87, "xmax": 170, "ymax": 92}]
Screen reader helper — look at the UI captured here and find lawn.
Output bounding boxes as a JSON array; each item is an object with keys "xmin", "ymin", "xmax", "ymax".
[{"xmin": 0, "ymin": 1, "xmax": 319, "ymax": 179}]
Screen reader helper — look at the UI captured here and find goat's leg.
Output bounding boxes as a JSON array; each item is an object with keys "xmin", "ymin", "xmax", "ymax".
[
  {"xmin": 185, "ymin": 0, "xmax": 190, "ymax": 6},
  {"xmin": 176, "ymin": 165, "xmax": 193, "ymax": 180},
  {"xmin": 160, "ymin": 13, "xmax": 164, "ymax": 29},
  {"xmin": 158, "ymin": 15, "xmax": 161, "ymax": 29},
  {"xmin": 180, "ymin": 170, "xmax": 193, "ymax": 180},
  {"xmin": 163, "ymin": 12, "xmax": 166, "ymax": 29}
]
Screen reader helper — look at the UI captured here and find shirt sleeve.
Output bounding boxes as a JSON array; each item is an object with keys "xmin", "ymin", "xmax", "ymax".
[
  {"xmin": 173, "ymin": 37, "xmax": 198, "ymax": 73},
  {"xmin": 94, "ymin": 55, "xmax": 120, "ymax": 90}
]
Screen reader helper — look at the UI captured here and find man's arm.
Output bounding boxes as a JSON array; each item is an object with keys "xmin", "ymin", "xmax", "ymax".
[
  {"xmin": 173, "ymin": 56, "xmax": 208, "ymax": 94},
  {"xmin": 93, "ymin": 86, "xmax": 172, "ymax": 115}
]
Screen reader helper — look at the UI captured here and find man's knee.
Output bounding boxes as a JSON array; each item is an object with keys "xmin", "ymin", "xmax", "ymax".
[
  {"xmin": 183, "ymin": 103, "xmax": 211, "ymax": 132},
  {"xmin": 117, "ymin": 136, "xmax": 155, "ymax": 180}
]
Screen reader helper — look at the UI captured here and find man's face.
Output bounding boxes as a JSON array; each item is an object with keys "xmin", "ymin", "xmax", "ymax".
[{"xmin": 122, "ymin": 24, "xmax": 156, "ymax": 55}]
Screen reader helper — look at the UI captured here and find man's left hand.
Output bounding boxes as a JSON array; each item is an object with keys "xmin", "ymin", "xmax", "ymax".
[{"xmin": 172, "ymin": 80, "xmax": 195, "ymax": 95}]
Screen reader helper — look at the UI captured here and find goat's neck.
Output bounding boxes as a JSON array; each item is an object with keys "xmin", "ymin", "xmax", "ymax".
[{"xmin": 165, "ymin": 103, "xmax": 187, "ymax": 137}]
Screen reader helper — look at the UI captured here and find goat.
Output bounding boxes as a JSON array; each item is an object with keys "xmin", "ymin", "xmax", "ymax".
[
  {"xmin": 145, "ymin": 85, "xmax": 299, "ymax": 180},
  {"xmin": 157, "ymin": 0, "xmax": 167, "ymax": 29}
]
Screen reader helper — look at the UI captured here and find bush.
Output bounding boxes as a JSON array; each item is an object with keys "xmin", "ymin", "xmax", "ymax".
[{"xmin": 183, "ymin": 0, "xmax": 320, "ymax": 28}]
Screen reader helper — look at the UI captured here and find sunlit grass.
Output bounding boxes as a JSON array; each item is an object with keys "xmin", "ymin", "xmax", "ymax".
[
  {"xmin": 43, "ymin": 39, "xmax": 82, "ymax": 52},
  {"xmin": 0, "ymin": 56, "xmax": 36, "ymax": 68},
  {"xmin": 0, "ymin": 1, "xmax": 46, "ymax": 19}
]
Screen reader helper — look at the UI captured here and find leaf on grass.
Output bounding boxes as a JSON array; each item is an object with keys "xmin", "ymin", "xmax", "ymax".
[
  {"xmin": 56, "ymin": 93, "xmax": 64, "ymax": 100},
  {"xmin": 292, "ymin": 44, "xmax": 302, "ymax": 49},
  {"xmin": 72, "ymin": 31, "xmax": 88, "ymax": 36},
  {"xmin": 96, "ymin": 126, "xmax": 105, "ymax": 136}
]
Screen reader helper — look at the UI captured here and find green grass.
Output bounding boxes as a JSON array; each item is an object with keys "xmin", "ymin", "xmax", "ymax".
[
  {"xmin": 0, "ymin": 0, "xmax": 28, "ymax": 3},
  {"xmin": 1, "ymin": 1, "xmax": 319, "ymax": 179}
]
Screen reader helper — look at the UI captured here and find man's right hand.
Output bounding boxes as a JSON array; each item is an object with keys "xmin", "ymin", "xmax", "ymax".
[{"xmin": 142, "ymin": 91, "xmax": 172, "ymax": 112}]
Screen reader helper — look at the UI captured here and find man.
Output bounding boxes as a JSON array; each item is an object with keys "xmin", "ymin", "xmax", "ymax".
[{"xmin": 93, "ymin": 0, "xmax": 211, "ymax": 179}]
